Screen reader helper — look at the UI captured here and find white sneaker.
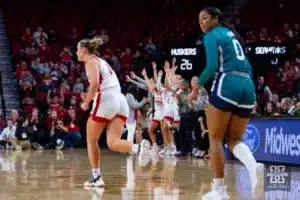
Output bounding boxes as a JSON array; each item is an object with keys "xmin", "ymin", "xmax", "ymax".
[
  {"xmin": 165, "ymin": 144, "xmax": 176, "ymax": 157},
  {"xmin": 201, "ymin": 183, "xmax": 229, "ymax": 200},
  {"xmin": 251, "ymin": 163, "xmax": 265, "ymax": 198},
  {"xmin": 150, "ymin": 145, "xmax": 159, "ymax": 155},
  {"xmin": 84, "ymin": 175, "xmax": 105, "ymax": 187},
  {"xmin": 138, "ymin": 153, "xmax": 151, "ymax": 167},
  {"xmin": 139, "ymin": 140, "xmax": 150, "ymax": 155},
  {"xmin": 159, "ymin": 147, "xmax": 166, "ymax": 155}
]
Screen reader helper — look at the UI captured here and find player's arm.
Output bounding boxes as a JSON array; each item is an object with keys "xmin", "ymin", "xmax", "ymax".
[
  {"xmin": 156, "ymin": 70, "xmax": 165, "ymax": 92},
  {"xmin": 152, "ymin": 61, "xmax": 158, "ymax": 82},
  {"xmin": 198, "ymin": 32, "xmax": 218, "ymax": 86},
  {"xmin": 126, "ymin": 93, "xmax": 146, "ymax": 109},
  {"xmin": 84, "ymin": 60, "xmax": 99, "ymax": 104},
  {"xmin": 126, "ymin": 75, "xmax": 148, "ymax": 91},
  {"xmin": 141, "ymin": 68, "xmax": 155, "ymax": 93}
]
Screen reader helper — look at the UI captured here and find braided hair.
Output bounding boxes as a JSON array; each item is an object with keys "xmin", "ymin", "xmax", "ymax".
[{"xmin": 201, "ymin": 7, "xmax": 242, "ymax": 40}]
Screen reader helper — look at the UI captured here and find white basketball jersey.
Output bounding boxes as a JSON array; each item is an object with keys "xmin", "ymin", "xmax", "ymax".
[
  {"xmin": 87, "ymin": 56, "xmax": 121, "ymax": 93},
  {"xmin": 154, "ymin": 94, "xmax": 163, "ymax": 111}
]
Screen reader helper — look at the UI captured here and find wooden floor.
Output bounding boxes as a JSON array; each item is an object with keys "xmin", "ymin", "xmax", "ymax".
[{"xmin": 0, "ymin": 149, "xmax": 298, "ymax": 200}]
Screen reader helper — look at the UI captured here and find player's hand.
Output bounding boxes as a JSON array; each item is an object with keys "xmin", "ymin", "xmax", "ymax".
[
  {"xmin": 81, "ymin": 102, "xmax": 89, "ymax": 111},
  {"xmin": 171, "ymin": 65, "xmax": 178, "ymax": 73},
  {"xmin": 172, "ymin": 57, "xmax": 176, "ymax": 65},
  {"xmin": 151, "ymin": 61, "xmax": 157, "ymax": 69},
  {"xmin": 141, "ymin": 68, "xmax": 147, "ymax": 77},
  {"xmin": 80, "ymin": 93, "xmax": 87, "ymax": 101},
  {"xmin": 130, "ymin": 71, "xmax": 137, "ymax": 79},
  {"xmin": 164, "ymin": 60, "xmax": 170, "ymax": 69},
  {"xmin": 126, "ymin": 75, "xmax": 132, "ymax": 82},
  {"xmin": 188, "ymin": 89, "xmax": 198, "ymax": 104}
]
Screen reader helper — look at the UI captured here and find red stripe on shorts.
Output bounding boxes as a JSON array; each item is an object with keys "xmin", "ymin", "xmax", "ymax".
[{"xmin": 92, "ymin": 93, "xmax": 101, "ymax": 118}]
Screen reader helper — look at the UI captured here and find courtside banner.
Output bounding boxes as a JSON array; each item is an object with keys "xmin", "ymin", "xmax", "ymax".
[{"xmin": 243, "ymin": 119, "xmax": 300, "ymax": 165}]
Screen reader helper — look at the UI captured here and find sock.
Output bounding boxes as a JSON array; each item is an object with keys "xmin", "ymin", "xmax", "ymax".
[
  {"xmin": 131, "ymin": 144, "xmax": 139, "ymax": 154},
  {"xmin": 232, "ymin": 143, "xmax": 257, "ymax": 177},
  {"xmin": 92, "ymin": 168, "xmax": 100, "ymax": 179},
  {"xmin": 152, "ymin": 143, "xmax": 157, "ymax": 147},
  {"xmin": 213, "ymin": 178, "xmax": 225, "ymax": 188}
]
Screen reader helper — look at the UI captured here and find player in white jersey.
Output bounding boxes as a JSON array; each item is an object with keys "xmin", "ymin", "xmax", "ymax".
[
  {"xmin": 156, "ymin": 67, "xmax": 180, "ymax": 156},
  {"xmin": 141, "ymin": 68, "xmax": 165, "ymax": 155},
  {"xmin": 77, "ymin": 37, "xmax": 150, "ymax": 187}
]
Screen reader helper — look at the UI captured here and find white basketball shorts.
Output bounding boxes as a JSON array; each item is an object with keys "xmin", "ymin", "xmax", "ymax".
[{"xmin": 90, "ymin": 91, "xmax": 129, "ymax": 123}]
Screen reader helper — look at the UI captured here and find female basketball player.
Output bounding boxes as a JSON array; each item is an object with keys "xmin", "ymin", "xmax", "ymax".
[
  {"xmin": 77, "ymin": 37, "xmax": 150, "ymax": 187},
  {"xmin": 189, "ymin": 7, "xmax": 265, "ymax": 200},
  {"xmin": 156, "ymin": 67, "xmax": 179, "ymax": 156},
  {"xmin": 141, "ymin": 68, "xmax": 164, "ymax": 154}
]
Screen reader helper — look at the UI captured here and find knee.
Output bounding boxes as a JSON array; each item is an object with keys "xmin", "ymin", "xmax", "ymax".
[
  {"xmin": 86, "ymin": 132, "xmax": 98, "ymax": 143},
  {"xmin": 106, "ymin": 139, "xmax": 116, "ymax": 150}
]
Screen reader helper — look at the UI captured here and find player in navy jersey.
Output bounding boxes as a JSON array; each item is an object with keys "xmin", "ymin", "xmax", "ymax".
[{"xmin": 189, "ymin": 7, "xmax": 265, "ymax": 200}]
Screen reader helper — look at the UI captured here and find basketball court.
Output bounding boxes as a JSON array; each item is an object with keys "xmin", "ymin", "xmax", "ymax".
[{"xmin": 0, "ymin": 149, "xmax": 298, "ymax": 200}]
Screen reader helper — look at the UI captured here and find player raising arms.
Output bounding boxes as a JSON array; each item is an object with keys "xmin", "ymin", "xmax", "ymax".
[
  {"xmin": 189, "ymin": 7, "xmax": 265, "ymax": 200},
  {"xmin": 77, "ymin": 37, "xmax": 150, "ymax": 187}
]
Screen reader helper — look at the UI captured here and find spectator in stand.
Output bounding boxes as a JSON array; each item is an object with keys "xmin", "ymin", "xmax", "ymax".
[
  {"xmin": 69, "ymin": 96, "xmax": 79, "ymax": 110},
  {"xmin": 0, "ymin": 119, "xmax": 18, "ymax": 149},
  {"xmin": 60, "ymin": 46, "xmax": 73, "ymax": 63},
  {"xmin": 14, "ymin": 116, "xmax": 32, "ymax": 150},
  {"xmin": 33, "ymin": 120, "xmax": 65, "ymax": 150},
  {"xmin": 59, "ymin": 118, "xmax": 82, "ymax": 149},
  {"xmin": 30, "ymin": 57, "xmax": 42, "ymax": 73},
  {"xmin": 282, "ymin": 23, "xmax": 294, "ymax": 39},
  {"xmin": 144, "ymin": 37, "xmax": 156, "ymax": 54},
  {"xmin": 69, "ymin": 28, "xmax": 79, "ymax": 42},
  {"xmin": 60, "ymin": 79, "xmax": 71, "ymax": 94},
  {"xmin": 264, "ymin": 102, "xmax": 280, "ymax": 116},
  {"xmin": 33, "ymin": 26, "xmax": 48, "ymax": 46},
  {"xmin": 47, "ymin": 90, "xmax": 65, "ymax": 112},
  {"xmin": 280, "ymin": 97, "xmax": 296, "ymax": 115},
  {"xmin": 256, "ymin": 76, "xmax": 272, "ymax": 112},
  {"xmin": 25, "ymin": 43, "xmax": 38, "ymax": 56},
  {"xmin": 73, "ymin": 78, "xmax": 84, "ymax": 93},
  {"xmin": 19, "ymin": 71, "xmax": 36, "ymax": 88},
  {"xmin": 22, "ymin": 27, "xmax": 33, "ymax": 44},
  {"xmin": 258, "ymin": 28, "xmax": 271, "ymax": 41},
  {"xmin": 246, "ymin": 30, "xmax": 256, "ymax": 43},
  {"xmin": 46, "ymin": 109, "xmax": 59, "ymax": 128},
  {"xmin": 68, "ymin": 62, "xmax": 78, "ymax": 85},
  {"xmin": 271, "ymin": 93, "xmax": 281, "ymax": 109},
  {"xmin": 99, "ymin": 29, "xmax": 109, "ymax": 43},
  {"xmin": 11, "ymin": 109, "xmax": 19, "ymax": 125},
  {"xmin": 28, "ymin": 108, "xmax": 48, "ymax": 146},
  {"xmin": 293, "ymin": 102, "xmax": 300, "ymax": 116}
]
